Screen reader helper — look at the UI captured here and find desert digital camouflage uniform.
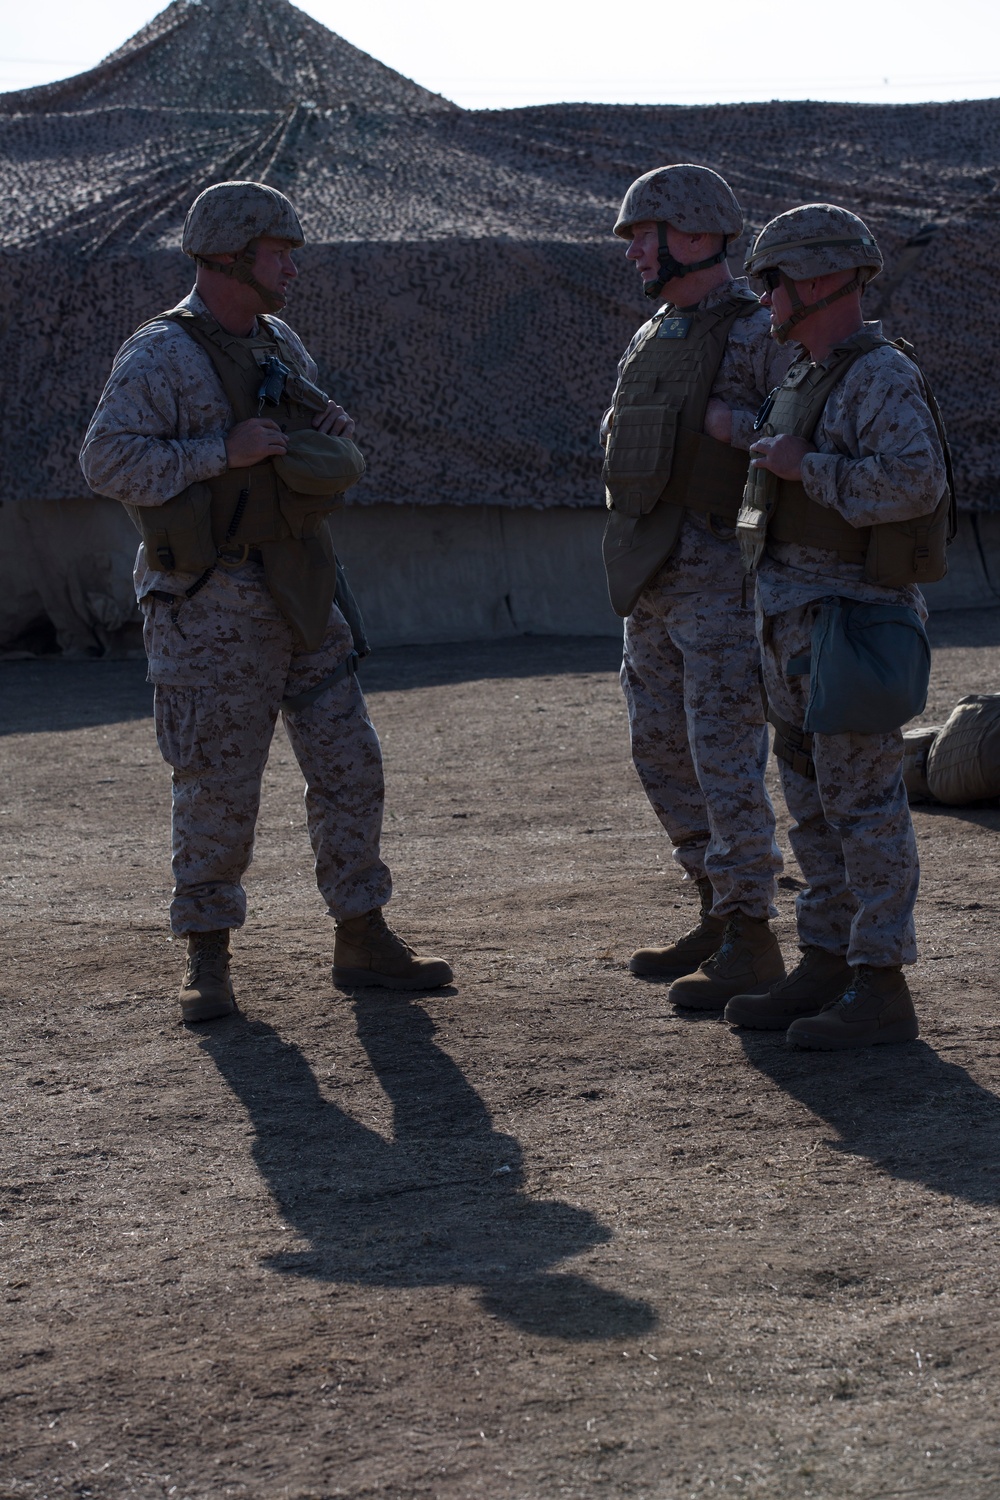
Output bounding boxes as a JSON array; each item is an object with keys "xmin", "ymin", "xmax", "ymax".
[
  {"xmin": 756, "ymin": 328, "xmax": 948, "ymax": 964},
  {"xmin": 81, "ymin": 288, "xmax": 391, "ymax": 934},
  {"xmin": 614, "ymin": 282, "xmax": 792, "ymax": 918}
]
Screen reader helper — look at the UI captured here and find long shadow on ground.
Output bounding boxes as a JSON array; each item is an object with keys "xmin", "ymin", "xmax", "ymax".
[
  {"xmin": 0, "ymin": 637, "xmax": 622, "ymax": 735},
  {"xmin": 358, "ymin": 635, "xmax": 622, "ymax": 693},
  {"xmin": 7, "ymin": 611, "xmax": 997, "ymax": 732},
  {"xmin": 0, "ymin": 659, "xmax": 152, "ymax": 736},
  {"xmin": 738, "ymin": 1034, "xmax": 1000, "ymax": 1205},
  {"xmin": 200, "ymin": 1000, "xmax": 656, "ymax": 1341}
]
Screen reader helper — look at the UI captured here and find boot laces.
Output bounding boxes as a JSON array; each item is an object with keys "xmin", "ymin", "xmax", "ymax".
[
  {"xmin": 837, "ymin": 965, "xmax": 875, "ymax": 1008},
  {"xmin": 705, "ymin": 918, "xmax": 740, "ymax": 970},
  {"xmin": 362, "ymin": 909, "xmax": 415, "ymax": 959},
  {"xmin": 185, "ymin": 933, "xmax": 230, "ymax": 983}
]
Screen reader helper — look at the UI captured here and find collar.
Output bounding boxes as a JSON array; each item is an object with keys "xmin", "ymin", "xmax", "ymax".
[
  {"xmin": 815, "ymin": 320, "xmax": 884, "ymax": 370},
  {"xmin": 179, "ymin": 286, "xmax": 263, "ymax": 339},
  {"xmin": 660, "ymin": 275, "xmax": 750, "ymax": 318}
]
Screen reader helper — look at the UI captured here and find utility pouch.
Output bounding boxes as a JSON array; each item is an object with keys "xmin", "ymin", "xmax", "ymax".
[
  {"xmin": 803, "ymin": 598, "xmax": 930, "ymax": 734},
  {"xmin": 863, "ymin": 486, "xmax": 954, "ymax": 587},
  {"xmin": 124, "ymin": 482, "xmax": 215, "ymax": 574},
  {"xmin": 736, "ymin": 463, "xmax": 777, "ymax": 575},
  {"xmin": 602, "ymin": 404, "xmax": 680, "ymax": 517}
]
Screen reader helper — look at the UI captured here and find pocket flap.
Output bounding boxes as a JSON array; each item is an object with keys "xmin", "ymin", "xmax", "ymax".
[{"xmin": 603, "ymin": 404, "xmax": 680, "ymax": 518}]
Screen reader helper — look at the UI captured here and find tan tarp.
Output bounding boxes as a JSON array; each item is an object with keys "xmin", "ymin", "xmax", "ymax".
[{"xmin": 1, "ymin": 0, "xmax": 997, "ymax": 649}]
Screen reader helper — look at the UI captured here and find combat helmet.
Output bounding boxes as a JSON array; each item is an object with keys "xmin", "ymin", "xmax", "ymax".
[
  {"xmin": 182, "ymin": 180, "xmax": 304, "ymax": 312},
  {"xmin": 613, "ymin": 164, "xmax": 744, "ymax": 300},
  {"xmin": 745, "ymin": 203, "xmax": 882, "ymax": 343}
]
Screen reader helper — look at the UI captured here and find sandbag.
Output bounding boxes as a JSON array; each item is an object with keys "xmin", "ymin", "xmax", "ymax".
[
  {"xmin": 902, "ymin": 725, "xmax": 940, "ymax": 803},
  {"xmin": 926, "ymin": 694, "xmax": 1000, "ymax": 804}
]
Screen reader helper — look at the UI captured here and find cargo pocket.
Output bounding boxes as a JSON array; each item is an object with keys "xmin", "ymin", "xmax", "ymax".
[
  {"xmin": 141, "ymin": 593, "xmax": 221, "ymax": 689},
  {"xmin": 142, "ymin": 595, "xmax": 221, "ymax": 774},
  {"xmin": 153, "ymin": 687, "xmax": 215, "ymax": 774}
]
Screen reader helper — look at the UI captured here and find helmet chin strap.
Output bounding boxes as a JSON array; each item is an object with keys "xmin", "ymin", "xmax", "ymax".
[
  {"xmin": 771, "ymin": 269, "xmax": 864, "ymax": 344},
  {"xmin": 644, "ymin": 221, "xmax": 728, "ymax": 300},
  {"xmin": 195, "ymin": 239, "xmax": 286, "ymax": 315}
]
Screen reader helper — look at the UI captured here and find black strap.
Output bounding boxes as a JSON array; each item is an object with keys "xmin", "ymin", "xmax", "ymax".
[
  {"xmin": 644, "ymin": 223, "xmax": 729, "ymax": 300},
  {"xmin": 767, "ymin": 704, "xmax": 816, "ymax": 780},
  {"xmin": 281, "ymin": 653, "xmax": 359, "ymax": 713}
]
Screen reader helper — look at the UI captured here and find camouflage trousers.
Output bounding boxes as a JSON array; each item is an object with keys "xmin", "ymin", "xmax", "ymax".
[
  {"xmin": 621, "ymin": 582, "xmax": 780, "ymax": 920},
  {"xmin": 142, "ymin": 570, "xmax": 391, "ymax": 935},
  {"xmin": 761, "ymin": 602, "xmax": 918, "ymax": 966}
]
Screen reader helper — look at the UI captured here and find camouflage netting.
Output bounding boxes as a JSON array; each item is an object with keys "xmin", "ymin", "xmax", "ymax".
[{"xmin": 0, "ymin": 0, "xmax": 998, "ymax": 543}]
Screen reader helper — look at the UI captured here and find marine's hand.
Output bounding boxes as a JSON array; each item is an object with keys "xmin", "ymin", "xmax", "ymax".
[
  {"xmin": 704, "ymin": 397, "xmax": 733, "ymax": 443},
  {"xmin": 749, "ymin": 433, "xmax": 815, "ymax": 480},
  {"xmin": 225, "ymin": 418, "xmax": 288, "ymax": 467},
  {"xmin": 313, "ymin": 400, "xmax": 356, "ymax": 438}
]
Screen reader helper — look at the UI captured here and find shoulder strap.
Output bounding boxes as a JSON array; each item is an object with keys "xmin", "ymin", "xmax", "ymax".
[
  {"xmin": 259, "ymin": 315, "xmax": 331, "ymax": 411},
  {"xmin": 885, "ymin": 337, "xmax": 958, "ymax": 544},
  {"xmin": 143, "ymin": 308, "xmax": 260, "ymax": 422},
  {"xmin": 258, "ymin": 313, "xmax": 299, "ymax": 365}
]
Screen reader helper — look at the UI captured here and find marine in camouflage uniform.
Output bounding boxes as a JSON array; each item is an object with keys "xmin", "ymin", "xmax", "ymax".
[
  {"xmin": 724, "ymin": 203, "xmax": 950, "ymax": 1050},
  {"xmin": 602, "ymin": 164, "xmax": 792, "ymax": 1009},
  {"xmin": 81, "ymin": 181, "xmax": 451, "ymax": 1022}
]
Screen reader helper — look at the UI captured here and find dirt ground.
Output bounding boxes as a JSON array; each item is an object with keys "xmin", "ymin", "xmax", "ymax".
[{"xmin": 3, "ymin": 609, "xmax": 1000, "ymax": 1500}]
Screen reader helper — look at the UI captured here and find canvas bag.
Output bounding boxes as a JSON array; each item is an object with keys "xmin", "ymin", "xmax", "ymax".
[{"xmin": 797, "ymin": 599, "xmax": 930, "ymax": 734}]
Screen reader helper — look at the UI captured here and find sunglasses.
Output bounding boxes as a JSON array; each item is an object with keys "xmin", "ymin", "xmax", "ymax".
[{"xmin": 755, "ymin": 267, "xmax": 782, "ymax": 292}]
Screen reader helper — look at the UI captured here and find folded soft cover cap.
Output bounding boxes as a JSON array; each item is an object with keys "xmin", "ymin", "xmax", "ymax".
[{"xmin": 273, "ymin": 429, "xmax": 366, "ymax": 495}]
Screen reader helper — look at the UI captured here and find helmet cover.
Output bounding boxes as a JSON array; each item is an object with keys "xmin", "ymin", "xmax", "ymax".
[
  {"xmin": 745, "ymin": 203, "xmax": 882, "ymax": 284},
  {"xmin": 182, "ymin": 181, "xmax": 304, "ymax": 259},
  {"xmin": 614, "ymin": 164, "xmax": 744, "ymax": 242}
]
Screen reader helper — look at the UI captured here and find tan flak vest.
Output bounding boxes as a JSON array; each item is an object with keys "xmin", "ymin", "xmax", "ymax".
[
  {"xmin": 601, "ymin": 288, "xmax": 759, "ymax": 617},
  {"xmin": 126, "ymin": 309, "xmax": 364, "ymax": 651},
  {"xmin": 744, "ymin": 330, "xmax": 955, "ymax": 585}
]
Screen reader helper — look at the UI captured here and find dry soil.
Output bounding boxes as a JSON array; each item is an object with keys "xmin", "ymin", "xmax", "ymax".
[{"xmin": 2, "ymin": 611, "xmax": 1000, "ymax": 1500}]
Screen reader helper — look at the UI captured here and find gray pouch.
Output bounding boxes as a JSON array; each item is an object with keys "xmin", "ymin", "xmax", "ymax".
[{"xmin": 801, "ymin": 599, "xmax": 930, "ymax": 734}]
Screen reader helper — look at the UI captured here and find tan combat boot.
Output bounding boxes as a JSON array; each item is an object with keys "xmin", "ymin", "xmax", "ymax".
[
  {"xmin": 786, "ymin": 965, "xmax": 919, "ymax": 1050},
  {"xmin": 178, "ymin": 930, "xmax": 236, "ymax": 1023},
  {"xmin": 667, "ymin": 912, "xmax": 784, "ymax": 1011},
  {"xmin": 724, "ymin": 945, "xmax": 852, "ymax": 1031},
  {"xmin": 629, "ymin": 876, "xmax": 725, "ymax": 979},
  {"xmin": 332, "ymin": 909, "xmax": 453, "ymax": 991}
]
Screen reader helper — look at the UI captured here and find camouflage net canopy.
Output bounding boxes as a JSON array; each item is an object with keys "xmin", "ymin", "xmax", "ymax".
[{"xmin": 1, "ymin": 0, "xmax": 998, "ymax": 510}]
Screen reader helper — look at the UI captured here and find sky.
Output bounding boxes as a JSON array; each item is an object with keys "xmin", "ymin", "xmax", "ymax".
[{"xmin": 3, "ymin": 0, "xmax": 997, "ymax": 108}]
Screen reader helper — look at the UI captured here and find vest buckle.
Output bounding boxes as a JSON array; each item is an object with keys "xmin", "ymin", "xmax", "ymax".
[{"xmin": 217, "ymin": 543, "xmax": 250, "ymax": 567}]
